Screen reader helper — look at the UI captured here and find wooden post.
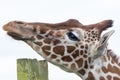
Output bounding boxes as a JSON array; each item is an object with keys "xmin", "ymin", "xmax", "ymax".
[{"xmin": 17, "ymin": 59, "xmax": 48, "ymax": 80}]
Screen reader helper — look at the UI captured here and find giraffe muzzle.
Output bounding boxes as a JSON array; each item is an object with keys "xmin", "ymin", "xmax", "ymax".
[{"xmin": 3, "ymin": 21, "xmax": 35, "ymax": 41}]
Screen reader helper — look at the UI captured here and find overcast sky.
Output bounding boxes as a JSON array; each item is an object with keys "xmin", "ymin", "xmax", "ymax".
[{"xmin": 0, "ymin": 0, "xmax": 120, "ymax": 80}]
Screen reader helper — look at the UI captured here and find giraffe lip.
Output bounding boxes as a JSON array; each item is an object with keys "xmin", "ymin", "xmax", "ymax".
[
  {"xmin": 7, "ymin": 32, "xmax": 31, "ymax": 40},
  {"xmin": 7, "ymin": 32, "xmax": 23, "ymax": 40}
]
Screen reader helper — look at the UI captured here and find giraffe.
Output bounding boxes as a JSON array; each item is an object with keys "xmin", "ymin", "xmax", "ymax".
[{"xmin": 3, "ymin": 19, "xmax": 120, "ymax": 80}]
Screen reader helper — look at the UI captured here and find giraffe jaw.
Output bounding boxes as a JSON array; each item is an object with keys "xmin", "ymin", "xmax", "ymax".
[{"xmin": 3, "ymin": 21, "xmax": 35, "ymax": 41}]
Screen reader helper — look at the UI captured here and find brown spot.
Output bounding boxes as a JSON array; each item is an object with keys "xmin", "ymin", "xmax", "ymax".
[
  {"xmin": 75, "ymin": 44, "xmax": 79, "ymax": 47},
  {"xmin": 107, "ymin": 75, "xmax": 112, "ymax": 80},
  {"xmin": 113, "ymin": 66, "xmax": 120, "ymax": 76},
  {"xmin": 83, "ymin": 55, "xmax": 87, "ymax": 58},
  {"xmin": 113, "ymin": 77, "xmax": 120, "ymax": 80},
  {"xmin": 88, "ymin": 38, "xmax": 90, "ymax": 41},
  {"xmin": 62, "ymin": 56, "xmax": 72, "ymax": 62},
  {"xmin": 84, "ymin": 36, "xmax": 87, "ymax": 39},
  {"xmin": 53, "ymin": 39, "xmax": 61, "ymax": 45},
  {"xmin": 84, "ymin": 60, "xmax": 88, "ymax": 69},
  {"xmin": 99, "ymin": 76, "xmax": 105, "ymax": 80},
  {"xmin": 67, "ymin": 46, "xmax": 76, "ymax": 53},
  {"xmin": 34, "ymin": 42, "xmax": 43, "ymax": 46},
  {"xmin": 55, "ymin": 31, "xmax": 63, "ymax": 37},
  {"xmin": 47, "ymin": 31, "xmax": 54, "ymax": 36},
  {"xmin": 111, "ymin": 55, "xmax": 117, "ymax": 64},
  {"xmin": 108, "ymin": 50, "xmax": 119, "ymax": 65},
  {"xmin": 80, "ymin": 45, "xmax": 84, "ymax": 49},
  {"xmin": 53, "ymin": 46, "xmax": 65, "ymax": 56},
  {"xmin": 108, "ymin": 64, "xmax": 120, "ymax": 76},
  {"xmin": 84, "ymin": 50, "xmax": 87, "ymax": 54},
  {"xmin": 78, "ymin": 69, "xmax": 86, "ymax": 75},
  {"xmin": 44, "ymin": 38, "xmax": 52, "ymax": 44},
  {"xmin": 45, "ymin": 34, "xmax": 49, "ymax": 37},
  {"xmin": 51, "ymin": 54, "xmax": 57, "ymax": 59},
  {"xmin": 56, "ymin": 59, "xmax": 60, "ymax": 62},
  {"xmin": 102, "ymin": 66, "xmax": 108, "ymax": 73},
  {"xmin": 85, "ymin": 44, "xmax": 88, "ymax": 49},
  {"xmin": 42, "ymin": 46, "xmax": 51, "ymax": 56},
  {"xmin": 90, "ymin": 65, "xmax": 94, "ymax": 69},
  {"xmin": 108, "ymin": 64, "xmax": 112, "ymax": 71},
  {"xmin": 85, "ymin": 72, "xmax": 95, "ymax": 80},
  {"xmin": 88, "ymin": 57, "xmax": 91, "ymax": 63},
  {"xmin": 88, "ymin": 33, "xmax": 90, "ymax": 37},
  {"xmin": 91, "ymin": 39, "xmax": 93, "ymax": 41},
  {"xmin": 72, "ymin": 50, "xmax": 79, "ymax": 58},
  {"xmin": 80, "ymin": 50, "xmax": 84, "ymax": 55},
  {"xmin": 75, "ymin": 58, "xmax": 83, "ymax": 68},
  {"xmin": 93, "ymin": 36, "xmax": 95, "ymax": 38},
  {"xmin": 107, "ymin": 52, "xmax": 110, "ymax": 60},
  {"xmin": 40, "ymin": 26, "xmax": 49, "ymax": 34},
  {"xmin": 71, "ymin": 63, "xmax": 76, "ymax": 70},
  {"xmin": 91, "ymin": 31, "xmax": 95, "ymax": 34},
  {"xmin": 85, "ymin": 40, "xmax": 90, "ymax": 43},
  {"xmin": 36, "ymin": 35, "xmax": 44, "ymax": 39}
]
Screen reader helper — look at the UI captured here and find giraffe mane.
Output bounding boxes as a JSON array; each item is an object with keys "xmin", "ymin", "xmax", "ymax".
[{"xmin": 108, "ymin": 50, "xmax": 120, "ymax": 66}]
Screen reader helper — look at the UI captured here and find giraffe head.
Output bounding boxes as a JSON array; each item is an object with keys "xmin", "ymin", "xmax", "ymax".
[{"xmin": 3, "ymin": 19, "xmax": 114, "ymax": 76}]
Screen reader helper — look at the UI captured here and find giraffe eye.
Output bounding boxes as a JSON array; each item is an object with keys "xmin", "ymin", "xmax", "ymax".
[{"xmin": 67, "ymin": 31, "xmax": 79, "ymax": 41}]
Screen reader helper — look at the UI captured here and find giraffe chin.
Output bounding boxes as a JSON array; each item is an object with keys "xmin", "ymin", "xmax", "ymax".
[{"xmin": 7, "ymin": 32, "xmax": 32, "ymax": 41}]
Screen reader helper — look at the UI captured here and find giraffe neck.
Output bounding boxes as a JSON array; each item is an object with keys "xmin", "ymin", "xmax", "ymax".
[{"xmin": 81, "ymin": 50, "xmax": 120, "ymax": 80}]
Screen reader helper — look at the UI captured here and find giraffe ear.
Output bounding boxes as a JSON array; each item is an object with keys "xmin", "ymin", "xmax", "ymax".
[
  {"xmin": 100, "ymin": 30, "xmax": 114, "ymax": 45},
  {"xmin": 94, "ymin": 30, "xmax": 115, "ymax": 59}
]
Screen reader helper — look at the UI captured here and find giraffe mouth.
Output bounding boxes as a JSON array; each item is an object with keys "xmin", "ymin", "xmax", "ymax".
[
  {"xmin": 7, "ymin": 32, "xmax": 22, "ymax": 40},
  {"xmin": 7, "ymin": 32, "xmax": 32, "ymax": 40}
]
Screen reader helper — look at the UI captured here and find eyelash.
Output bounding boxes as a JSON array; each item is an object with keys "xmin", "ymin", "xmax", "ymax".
[{"xmin": 67, "ymin": 31, "xmax": 80, "ymax": 41}]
